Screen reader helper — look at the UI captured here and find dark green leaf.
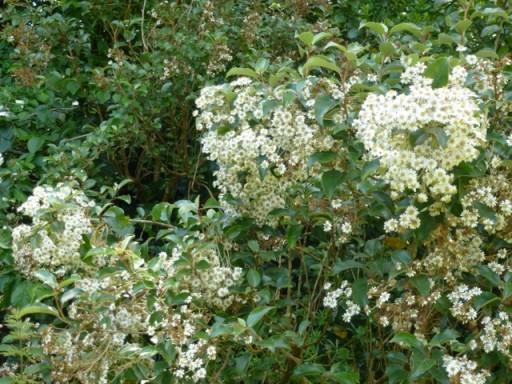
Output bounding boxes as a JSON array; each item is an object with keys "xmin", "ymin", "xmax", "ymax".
[
  {"xmin": 247, "ymin": 269, "xmax": 261, "ymax": 287},
  {"xmin": 314, "ymin": 95, "xmax": 337, "ymax": 127},
  {"xmin": 247, "ymin": 306, "xmax": 274, "ymax": 327},
  {"xmin": 322, "ymin": 170, "xmax": 344, "ymax": 199},
  {"xmin": 292, "ymin": 363, "xmax": 325, "ymax": 378},
  {"xmin": 425, "ymin": 57, "xmax": 449, "ymax": 88}
]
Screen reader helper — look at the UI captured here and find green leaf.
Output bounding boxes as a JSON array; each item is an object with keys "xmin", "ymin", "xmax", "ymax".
[
  {"xmin": 411, "ymin": 275, "xmax": 431, "ymax": 296},
  {"xmin": 292, "ymin": 363, "xmax": 325, "ymax": 378},
  {"xmin": 226, "ymin": 67, "xmax": 259, "ymax": 79},
  {"xmin": 333, "ymin": 260, "xmax": 365, "ymax": 274},
  {"xmin": 437, "ymin": 33, "xmax": 458, "ymax": 46},
  {"xmin": 425, "ymin": 57, "xmax": 449, "ymax": 88},
  {"xmin": 379, "ymin": 41, "xmax": 396, "ymax": 57},
  {"xmin": 298, "ymin": 31, "xmax": 314, "ymax": 46},
  {"xmin": 324, "ymin": 42, "xmax": 358, "ymax": 62},
  {"xmin": 33, "ymin": 270, "xmax": 57, "ymax": 289},
  {"xmin": 411, "ymin": 358, "xmax": 436, "ymax": 380},
  {"xmin": 18, "ymin": 303, "xmax": 59, "ymax": 318},
  {"xmin": 247, "ymin": 306, "xmax": 273, "ymax": 327},
  {"xmin": 352, "ymin": 278, "xmax": 368, "ymax": 307},
  {"xmin": 391, "ymin": 250, "xmax": 412, "ymax": 265},
  {"xmin": 475, "ymin": 48, "xmax": 498, "ymax": 58},
  {"xmin": 473, "ymin": 202, "xmax": 497, "ymax": 223},
  {"xmin": 474, "ymin": 291, "xmax": 500, "ymax": 310},
  {"xmin": 312, "ymin": 32, "xmax": 333, "ymax": 45},
  {"xmin": 481, "ymin": 25, "xmax": 501, "ymax": 37},
  {"xmin": 248, "ymin": 240, "xmax": 260, "ymax": 252},
  {"xmin": 429, "ymin": 127, "xmax": 449, "ymax": 148},
  {"xmin": 360, "ymin": 22, "xmax": 388, "ymax": 36},
  {"xmin": 479, "ymin": 7, "xmax": 508, "ymax": 18},
  {"xmin": 303, "ymin": 55, "xmax": 340, "ymax": 76},
  {"xmin": 27, "ymin": 136, "xmax": 45, "ymax": 153},
  {"xmin": 287, "ymin": 223, "xmax": 303, "ymax": 249},
  {"xmin": 390, "ymin": 332, "xmax": 423, "ymax": 349},
  {"xmin": 504, "ymin": 281, "xmax": 512, "ymax": 299},
  {"xmin": 103, "ymin": 206, "xmax": 134, "ymax": 237},
  {"xmin": 477, "ymin": 265, "xmax": 501, "ymax": 287},
  {"xmin": 247, "ymin": 269, "xmax": 261, "ymax": 287},
  {"xmin": 66, "ymin": 80, "xmax": 80, "ymax": 95},
  {"xmin": 23, "ymin": 362, "xmax": 51, "ymax": 376},
  {"xmin": 415, "ymin": 212, "xmax": 441, "ymax": 242},
  {"xmin": 321, "ymin": 169, "xmax": 344, "ymax": 199},
  {"xmin": 254, "ymin": 58, "xmax": 270, "ymax": 74},
  {"xmin": 151, "ymin": 202, "xmax": 175, "ymax": 222},
  {"xmin": 308, "ymin": 151, "xmax": 337, "ymax": 167},
  {"xmin": 61, "ymin": 288, "xmax": 83, "ymax": 304},
  {"xmin": 259, "ymin": 335, "xmax": 290, "ymax": 352},
  {"xmin": 314, "ymin": 95, "xmax": 337, "ymax": 127},
  {"xmin": 331, "ymin": 371, "xmax": 360, "ymax": 384},
  {"xmin": 389, "ymin": 22, "xmax": 422, "ymax": 37},
  {"xmin": 409, "ymin": 129, "xmax": 429, "ymax": 147},
  {"xmin": 386, "ymin": 364, "xmax": 409, "ymax": 382},
  {"xmin": 454, "ymin": 19, "xmax": 472, "ymax": 34},
  {"xmin": 430, "ymin": 329, "xmax": 460, "ymax": 347}
]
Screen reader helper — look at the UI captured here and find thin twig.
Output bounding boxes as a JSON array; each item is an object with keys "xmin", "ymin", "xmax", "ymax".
[{"xmin": 141, "ymin": 0, "xmax": 148, "ymax": 51}]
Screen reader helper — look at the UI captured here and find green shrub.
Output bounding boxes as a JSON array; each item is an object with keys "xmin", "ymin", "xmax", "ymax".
[{"xmin": 1, "ymin": 0, "xmax": 512, "ymax": 383}]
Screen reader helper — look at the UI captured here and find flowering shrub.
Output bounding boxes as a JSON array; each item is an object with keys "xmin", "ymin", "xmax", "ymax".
[
  {"xmin": 12, "ymin": 185, "xmax": 95, "ymax": 277},
  {"xmin": 195, "ymin": 75, "xmax": 354, "ymax": 224},
  {"xmin": 2, "ymin": 1, "xmax": 512, "ymax": 384},
  {"xmin": 355, "ymin": 63, "xmax": 484, "ymax": 209}
]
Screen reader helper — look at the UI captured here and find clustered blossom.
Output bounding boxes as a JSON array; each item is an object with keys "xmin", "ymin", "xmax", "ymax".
[
  {"xmin": 206, "ymin": 42, "xmax": 233, "ymax": 76},
  {"xmin": 479, "ymin": 312, "xmax": 512, "ymax": 357},
  {"xmin": 456, "ymin": 168, "xmax": 512, "ymax": 241},
  {"xmin": 442, "ymin": 355, "xmax": 490, "ymax": 384},
  {"xmin": 195, "ymin": 76, "xmax": 352, "ymax": 224},
  {"xmin": 468, "ymin": 54, "xmax": 511, "ymax": 95},
  {"xmin": 12, "ymin": 185, "xmax": 94, "ymax": 276},
  {"xmin": 323, "ymin": 281, "xmax": 361, "ymax": 322},
  {"xmin": 169, "ymin": 232, "xmax": 245, "ymax": 309},
  {"xmin": 420, "ymin": 228, "xmax": 485, "ymax": 280},
  {"xmin": 366, "ymin": 279, "xmax": 441, "ymax": 333},
  {"xmin": 41, "ymin": 226, "xmax": 245, "ymax": 383},
  {"xmin": 384, "ymin": 205, "xmax": 421, "ymax": 233},
  {"xmin": 447, "ymin": 285, "xmax": 481, "ymax": 323},
  {"xmin": 354, "ymin": 63, "xmax": 486, "ymax": 219}
]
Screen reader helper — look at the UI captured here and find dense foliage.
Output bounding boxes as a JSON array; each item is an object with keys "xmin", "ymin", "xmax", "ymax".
[{"xmin": 1, "ymin": 0, "xmax": 512, "ymax": 383}]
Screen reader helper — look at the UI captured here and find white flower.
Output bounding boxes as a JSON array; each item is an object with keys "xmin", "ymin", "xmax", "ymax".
[{"xmin": 355, "ymin": 64, "xmax": 485, "ymax": 228}]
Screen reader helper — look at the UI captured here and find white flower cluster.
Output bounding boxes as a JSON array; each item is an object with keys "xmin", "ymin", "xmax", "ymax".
[
  {"xmin": 443, "ymin": 355, "xmax": 490, "ymax": 384},
  {"xmin": 12, "ymin": 185, "xmax": 94, "ymax": 276},
  {"xmin": 354, "ymin": 63, "xmax": 485, "ymax": 209},
  {"xmin": 206, "ymin": 42, "xmax": 233, "ymax": 76},
  {"xmin": 169, "ymin": 233, "xmax": 245, "ymax": 309},
  {"xmin": 195, "ymin": 76, "xmax": 346, "ymax": 224},
  {"xmin": 468, "ymin": 54, "xmax": 511, "ymax": 94},
  {"xmin": 323, "ymin": 216, "xmax": 353, "ymax": 243},
  {"xmin": 457, "ymin": 171, "xmax": 512, "ymax": 240},
  {"xmin": 480, "ymin": 312, "xmax": 512, "ymax": 357},
  {"xmin": 420, "ymin": 228, "xmax": 484, "ymax": 280},
  {"xmin": 447, "ymin": 285, "xmax": 481, "ymax": 323},
  {"xmin": 323, "ymin": 281, "xmax": 361, "ymax": 322},
  {"xmin": 45, "ymin": 242, "xmax": 232, "ymax": 383},
  {"xmin": 384, "ymin": 205, "xmax": 421, "ymax": 233}
]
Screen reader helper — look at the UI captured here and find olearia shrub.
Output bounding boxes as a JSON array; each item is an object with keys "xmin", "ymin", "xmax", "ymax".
[{"xmin": 2, "ymin": 0, "xmax": 512, "ymax": 383}]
